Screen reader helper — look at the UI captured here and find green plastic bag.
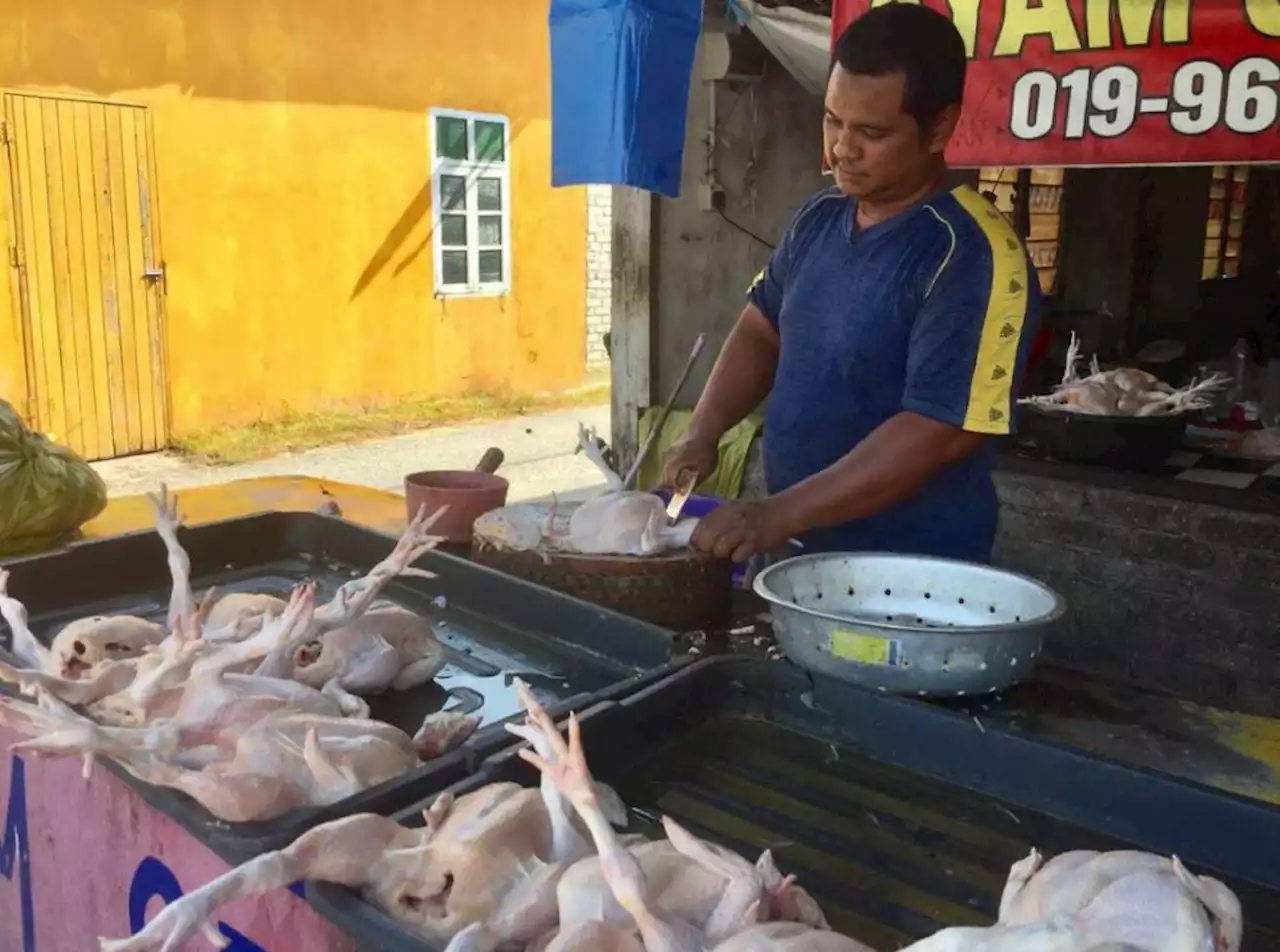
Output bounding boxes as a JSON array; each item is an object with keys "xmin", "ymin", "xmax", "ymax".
[
  {"xmin": 0, "ymin": 399, "xmax": 108, "ymax": 557},
  {"xmin": 633, "ymin": 408, "xmax": 764, "ymax": 499}
]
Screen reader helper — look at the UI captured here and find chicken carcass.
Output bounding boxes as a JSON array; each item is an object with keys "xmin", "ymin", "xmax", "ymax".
[
  {"xmin": 84, "ymin": 583, "xmax": 332, "ymax": 727},
  {"xmin": 552, "ymin": 824, "xmax": 829, "ymax": 942},
  {"xmin": 903, "ymin": 864, "xmax": 1220, "ymax": 951},
  {"xmin": 997, "ymin": 847, "xmax": 1241, "ymax": 952},
  {"xmin": 0, "ymin": 578, "xmax": 201, "ymax": 716},
  {"xmin": 1, "ymin": 486, "xmax": 211, "ymax": 685},
  {"xmin": 1021, "ymin": 332, "xmax": 1228, "ymax": 419},
  {"xmin": 44, "ymin": 613, "xmax": 166, "ymax": 681},
  {"xmin": 202, "ymin": 592, "xmax": 287, "ymax": 642},
  {"xmin": 248, "ymin": 504, "xmax": 452, "ymax": 694},
  {"xmin": 275, "ymin": 600, "xmax": 448, "ymax": 694},
  {"xmin": 97, "ymin": 682, "xmax": 625, "ymax": 952},
  {"xmin": 505, "ymin": 677, "xmax": 826, "ymax": 950},
  {"xmin": 6, "ymin": 487, "xmax": 189, "ymax": 680},
  {"xmin": 520, "ymin": 704, "xmax": 874, "ymax": 952},
  {"xmin": 4, "ymin": 500, "xmax": 452, "ymax": 725},
  {"xmin": 4, "ymin": 676, "xmax": 475, "ymax": 824},
  {"xmin": 552, "ymin": 423, "xmax": 697, "ymax": 557},
  {"xmin": 1, "ymin": 585, "xmax": 480, "ymax": 822}
]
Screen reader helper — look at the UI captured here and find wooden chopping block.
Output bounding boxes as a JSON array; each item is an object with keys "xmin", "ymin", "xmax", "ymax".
[{"xmin": 471, "ymin": 502, "xmax": 732, "ymax": 632}]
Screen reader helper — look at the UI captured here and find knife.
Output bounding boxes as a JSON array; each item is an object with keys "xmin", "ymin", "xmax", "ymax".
[{"xmin": 666, "ymin": 468, "xmax": 698, "ymax": 524}]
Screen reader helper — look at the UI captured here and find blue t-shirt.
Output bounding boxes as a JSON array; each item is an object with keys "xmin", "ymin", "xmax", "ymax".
[{"xmin": 747, "ymin": 184, "xmax": 1042, "ymax": 563}]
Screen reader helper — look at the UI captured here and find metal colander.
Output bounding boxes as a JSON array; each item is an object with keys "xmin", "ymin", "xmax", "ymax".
[{"xmin": 753, "ymin": 552, "xmax": 1066, "ymax": 697}]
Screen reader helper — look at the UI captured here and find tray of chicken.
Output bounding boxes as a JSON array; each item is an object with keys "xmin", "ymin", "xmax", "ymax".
[
  {"xmin": 98, "ymin": 655, "xmax": 1280, "ymax": 952},
  {"xmin": 0, "ymin": 488, "xmax": 686, "ymax": 863}
]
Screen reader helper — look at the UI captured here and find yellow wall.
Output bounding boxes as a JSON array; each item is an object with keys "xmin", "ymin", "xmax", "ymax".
[{"xmin": 0, "ymin": 0, "xmax": 587, "ymax": 437}]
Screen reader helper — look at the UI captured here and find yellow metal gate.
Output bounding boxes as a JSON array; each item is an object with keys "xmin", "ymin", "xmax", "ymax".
[{"xmin": 2, "ymin": 93, "xmax": 168, "ymax": 461}]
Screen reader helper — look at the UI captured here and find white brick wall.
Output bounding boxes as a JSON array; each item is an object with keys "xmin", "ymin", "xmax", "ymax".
[{"xmin": 585, "ymin": 185, "xmax": 612, "ymax": 369}]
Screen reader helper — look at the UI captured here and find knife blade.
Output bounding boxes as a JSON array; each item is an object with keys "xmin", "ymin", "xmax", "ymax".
[{"xmin": 666, "ymin": 468, "xmax": 698, "ymax": 524}]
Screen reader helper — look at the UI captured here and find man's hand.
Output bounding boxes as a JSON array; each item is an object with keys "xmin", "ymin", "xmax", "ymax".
[
  {"xmin": 690, "ymin": 498, "xmax": 794, "ymax": 563},
  {"xmin": 659, "ymin": 432, "xmax": 719, "ymax": 490}
]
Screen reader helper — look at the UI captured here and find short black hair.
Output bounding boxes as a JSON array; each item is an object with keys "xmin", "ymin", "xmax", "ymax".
[{"xmin": 832, "ymin": 3, "xmax": 967, "ymax": 130}]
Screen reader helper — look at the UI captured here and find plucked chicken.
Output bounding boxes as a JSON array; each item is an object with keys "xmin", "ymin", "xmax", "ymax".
[
  {"xmin": 0, "ymin": 492, "xmax": 482, "ymax": 823},
  {"xmin": 996, "ymin": 847, "xmax": 1241, "ymax": 952},
  {"xmin": 96, "ymin": 682, "xmax": 623, "ymax": 952},
  {"xmin": 3, "ymin": 488, "xmax": 189, "ymax": 679},
  {"xmin": 0, "ymin": 584, "xmax": 480, "ymax": 821},
  {"xmin": 518, "ymin": 701, "xmax": 874, "ymax": 952},
  {"xmin": 553, "ymin": 423, "xmax": 698, "ymax": 557},
  {"xmin": 137, "ymin": 483, "xmax": 451, "ymax": 698},
  {"xmin": 3, "ymin": 487, "xmax": 453, "ymax": 712},
  {"xmin": 98, "ymin": 680, "xmax": 830, "ymax": 952},
  {"xmin": 896, "ymin": 846, "xmax": 1242, "ymax": 952},
  {"xmin": 1020, "ymin": 332, "xmax": 1227, "ymax": 417},
  {"xmin": 469, "ymin": 424, "xmax": 701, "ymax": 559},
  {"xmin": 261, "ymin": 599, "xmax": 448, "ymax": 694}
]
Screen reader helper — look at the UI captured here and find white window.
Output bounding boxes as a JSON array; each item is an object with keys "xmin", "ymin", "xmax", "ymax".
[{"xmin": 429, "ymin": 108, "xmax": 511, "ymax": 297}]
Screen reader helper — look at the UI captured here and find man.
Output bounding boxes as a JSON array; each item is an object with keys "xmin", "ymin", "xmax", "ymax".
[{"xmin": 660, "ymin": 3, "xmax": 1041, "ymax": 565}]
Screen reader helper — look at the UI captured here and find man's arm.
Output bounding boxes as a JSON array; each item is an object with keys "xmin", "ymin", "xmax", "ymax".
[
  {"xmin": 773, "ymin": 212, "xmax": 1039, "ymax": 537},
  {"xmin": 670, "ymin": 208, "xmax": 797, "ymax": 459},
  {"xmin": 684, "ymin": 304, "xmax": 779, "ymax": 444}
]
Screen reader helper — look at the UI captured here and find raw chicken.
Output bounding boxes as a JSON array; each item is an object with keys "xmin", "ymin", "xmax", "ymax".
[
  {"xmin": 896, "ymin": 846, "xmax": 1242, "ymax": 952},
  {"xmin": 1, "ymin": 583, "xmax": 480, "ymax": 822},
  {"xmin": 1020, "ymin": 332, "xmax": 1227, "ymax": 418},
  {"xmin": 271, "ymin": 600, "xmax": 448, "ymax": 694},
  {"xmin": 903, "ymin": 865, "xmax": 1214, "ymax": 951},
  {"xmin": 521, "ymin": 703, "xmax": 874, "ymax": 952},
  {"xmin": 2, "ymin": 495, "xmax": 453, "ymax": 721},
  {"xmin": 96, "ymin": 678, "xmax": 830, "ymax": 952},
  {"xmin": 202, "ymin": 592, "xmax": 287, "ymax": 642},
  {"xmin": 96, "ymin": 682, "xmax": 627, "ymax": 951},
  {"xmin": 997, "ymin": 847, "xmax": 1241, "ymax": 952},
  {"xmin": 14, "ymin": 487, "xmax": 188, "ymax": 680},
  {"xmin": 1, "ymin": 486, "xmax": 214, "ymax": 684},
  {"xmin": 553, "ymin": 423, "xmax": 698, "ymax": 557},
  {"xmin": 243, "ymin": 505, "xmax": 453, "ymax": 694},
  {"xmin": 44, "ymin": 613, "xmax": 166, "ymax": 680},
  {"xmin": 82, "ymin": 582, "xmax": 338, "ymax": 728},
  {"xmin": 553, "ymin": 837, "xmax": 829, "ymax": 941}
]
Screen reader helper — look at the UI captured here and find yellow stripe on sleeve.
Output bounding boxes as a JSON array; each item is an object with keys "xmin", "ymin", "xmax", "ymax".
[
  {"xmin": 950, "ymin": 186, "xmax": 1031, "ymax": 436},
  {"xmin": 747, "ymin": 268, "xmax": 765, "ymax": 295}
]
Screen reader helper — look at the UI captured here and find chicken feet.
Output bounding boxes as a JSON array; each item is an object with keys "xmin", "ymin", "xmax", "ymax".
[
  {"xmin": 521, "ymin": 711, "xmax": 706, "ymax": 952},
  {"xmin": 101, "ymin": 813, "xmax": 416, "ymax": 952},
  {"xmin": 525, "ymin": 705, "xmax": 872, "ymax": 952},
  {"xmin": 36, "ymin": 485, "xmax": 190, "ymax": 681},
  {"xmin": 311, "ymin": 503, "xmax": 448, "ymax": 634},
  {"xmin": 145, "ymin": 484, "xmax": 195, "ymax": 632}
]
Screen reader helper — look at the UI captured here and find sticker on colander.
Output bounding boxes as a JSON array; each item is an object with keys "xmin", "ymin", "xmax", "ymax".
[{"xmin": 830, "ymin": 629, "xmax": 903, "ymax": 666}]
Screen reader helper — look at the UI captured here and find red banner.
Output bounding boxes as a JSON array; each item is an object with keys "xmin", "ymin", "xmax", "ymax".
[{"xmin": 831, "ymin": 0, "xmax": 1280, "ymax": 167}]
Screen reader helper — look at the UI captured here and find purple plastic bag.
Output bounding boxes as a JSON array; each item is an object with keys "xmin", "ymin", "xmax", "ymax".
[{"xmin": 651, "ymin": 489, "xmax": 747, "ymax": 586}]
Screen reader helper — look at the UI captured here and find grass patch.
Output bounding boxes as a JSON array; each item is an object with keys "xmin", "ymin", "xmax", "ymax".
[{"xmin": 173, "ymin": 382, "xmax": 611, "ymax": 465}]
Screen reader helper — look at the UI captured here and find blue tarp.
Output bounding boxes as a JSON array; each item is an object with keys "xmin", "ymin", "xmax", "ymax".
[{"xmin": 549, "ymin": 0, "xmax": 702, "ymax": 198}]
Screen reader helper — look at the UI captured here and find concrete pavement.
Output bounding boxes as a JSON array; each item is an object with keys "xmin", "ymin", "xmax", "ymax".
[{"xmin": 92, "ymin": 404, "xmax": 612, "ymax": 504}]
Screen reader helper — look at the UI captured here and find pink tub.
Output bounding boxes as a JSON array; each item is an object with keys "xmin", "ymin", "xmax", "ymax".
[{"xmin": 0, "ymin": 721, "xmax": 356, "ymax": 952}]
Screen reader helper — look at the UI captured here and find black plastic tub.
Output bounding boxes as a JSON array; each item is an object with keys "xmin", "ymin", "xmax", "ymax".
[
  {"xmin": 0, "ymin": 511, "xmax": 685, "ymax": 862},
  {"xmin": 310, "ymin": 656, "xmax": 1280, "ymax": 952},
  {"xmin": 1016, "ymin": 403, "xmax": 1190, "ymax": 471}
]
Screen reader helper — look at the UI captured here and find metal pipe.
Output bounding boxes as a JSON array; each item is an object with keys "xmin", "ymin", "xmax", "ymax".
[{"xmin": 621, "ymin": 333, "xmax": 707, "ymax": 491}]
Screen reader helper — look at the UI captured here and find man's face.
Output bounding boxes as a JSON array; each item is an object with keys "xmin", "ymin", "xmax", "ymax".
[{"xmin": 823, "ymin": 64, "xmax": 957, "ymax": 202}]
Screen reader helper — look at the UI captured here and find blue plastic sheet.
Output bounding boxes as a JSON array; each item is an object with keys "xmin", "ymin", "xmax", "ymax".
[{"xmin": 549, "ymin": 0, "xmax": 702, "ymax": 198}]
